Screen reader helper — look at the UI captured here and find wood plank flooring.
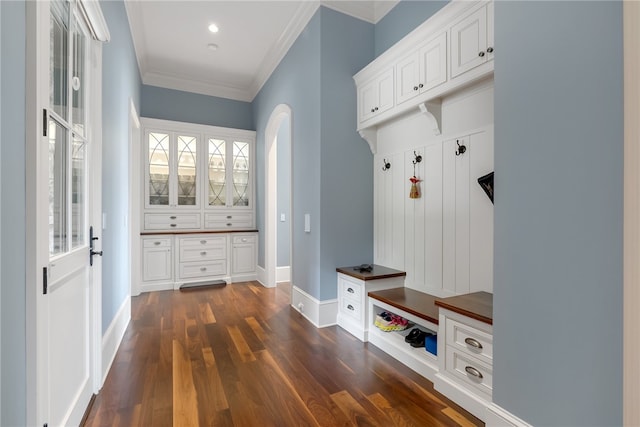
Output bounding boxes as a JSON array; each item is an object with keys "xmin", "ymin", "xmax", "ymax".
[{"xmin": 83, "ymin": 282, "xmax": 484, "ymax": 427}]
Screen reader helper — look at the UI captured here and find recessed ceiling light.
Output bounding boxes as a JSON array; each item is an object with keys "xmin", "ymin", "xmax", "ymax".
[
  {"xmin": 207, "ymin": 43, "xmax": 218, "ymax": 51},
  {"xmin": 208, "ymin": 23, "xmax": 219, "ymax": 33}
]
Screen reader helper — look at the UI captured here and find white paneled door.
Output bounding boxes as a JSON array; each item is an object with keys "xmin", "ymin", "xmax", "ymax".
[{"xmin": 30, "ymin": 1, "xmax": 105, "ymax": 426}]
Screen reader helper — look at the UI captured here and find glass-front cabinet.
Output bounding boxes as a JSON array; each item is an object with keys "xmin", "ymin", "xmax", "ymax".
[
  {"xmin": 206, "ymin": 138, "xmax": 252, "ymax": 209},
  {"xmin": 146, "ymin": 130, "xmax": 199, "ymax": 209},
  {"xmin": 141, "ymin": 118, "xmax": 255, "ymax": 231}
]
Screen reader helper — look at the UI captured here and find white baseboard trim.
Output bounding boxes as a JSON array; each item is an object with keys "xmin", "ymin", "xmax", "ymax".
[
  {"xmin": 485, "ymin": 403, "xmax": 532, "ymax": 427},
  {"xmin": 256, "ymin": 265, "xmax": 269, "ymax": 287},
  {"xmin": 101, "ymin": 297, "xmax": 131, "ymax": 385},
  {"xmin": 291, "ymin": 286, "xmax": 338, "ymax": 328},
  {"xmin": 276, "ymin": 266, "xmax": 290, "ymax": 283},
  {"xmin": 139, "ymin": 281, "xmax": 173, "ymax": 293}
]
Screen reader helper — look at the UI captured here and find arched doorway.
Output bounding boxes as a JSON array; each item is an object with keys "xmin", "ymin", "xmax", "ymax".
[{"xmin": 264, "ymin": 104, "xmax": 292, "ymax": 289}]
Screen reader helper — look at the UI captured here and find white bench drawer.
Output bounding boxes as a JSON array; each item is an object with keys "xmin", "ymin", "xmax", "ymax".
[
  {"xmin": 144, "ymin": 213, "xmax": 200, "ymax": 230},
  {"xmin": 445, "ymin": 317, "xmax": 493, "ymax": 364}
]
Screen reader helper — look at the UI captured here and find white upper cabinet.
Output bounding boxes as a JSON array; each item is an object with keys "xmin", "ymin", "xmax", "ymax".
[
  {"xmin": 146, "ymin": 130, "xmax": 200, "ymax": 209},
  {"xmin": 354, "ymin": 1, "xmax": 493, "ymax": 143},
  {"xmin": 450, "ymin": 2, "xmax": 494, "ymax": 79},
  {"xmin": 142, "ymin": 118, "xmax": 256, "ymax": 231},
  {"xmin": 396, "ymin": 32, "xmax": 447, "ymax": 106},
  {"xmin": 359, "ymin": 67, "xmax": 394, "ymax": 123}
]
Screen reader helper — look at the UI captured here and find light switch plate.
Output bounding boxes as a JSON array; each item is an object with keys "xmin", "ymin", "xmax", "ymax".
[
  {"xmin": 304, "ymin": 214, "xmax": 310, "ymax": 233},
  {"xmin": 280, "ymin": 213, "xmax": 286, "ymax": 222}
]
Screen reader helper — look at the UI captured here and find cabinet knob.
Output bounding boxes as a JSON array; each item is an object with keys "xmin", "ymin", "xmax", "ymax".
[
  {"xmin": 226, "ymin": 223, "xmax": 232, "ymax": 226},
  {"xmin": 226, "ymin": 215, "xmax": 232, "ymax": 219},
  {"xmin": 413, "ymin": 86, "xmax": 419, "ymax": 91},
  {"xmin": 478, "ymin": 51, "xmax": 485, "ymax": 57},
  {"xmin": 170, "ymin": 224, "xmax": 177, "ymax": 227},
  {"xmin": 200, "ymin": 267, "xmax": 207, "ymax": 272},
  {"xmin": 418, "ymin": 83, "xmax": 424, "ymax": 88},
  {"xmin": 465, "ymin": 366, "xmax": 484, "ymax": 379},
  {"xmin": 154, "ymin": 241, "xmax": 161, "ymax": 245},
  {"xmin": 200, "ymin": 251, "xmax": 207, "ymax": 255},
  {"xmin": 464, "ymin": 337, "xmax": 483, "ymax": 350},
  {"xmin": 370, "ymin": 108, "xmax": 375, "ymax": 113},
  {"xmin": 347, "ymin": 287, "xmax": 354, "ymax": 293},
  {"xmin": 487, "ymin": 47, "xmax": 494, "ymax": 53},
  {"xmin": 347, "ymin": 304, "xmax": 354, "ymax": 311},
  {"xmin": 374, "ymin": 107, "xmax": 379, "ymax": 111},
  {"xmin": 200, "ymin": 240, "xmax": 207, "ymax": 244},
  {"xmin": 169, "ymin": 216, "xmax": 177, "ymax": 219}
]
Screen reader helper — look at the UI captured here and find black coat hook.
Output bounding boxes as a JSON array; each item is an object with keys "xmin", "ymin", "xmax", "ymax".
[
  {"xmin": 413, "ymin": 151, "xmax": 422, "ymax": 165},
  {"xmin": 382, "ymin": 159, "xmax": 391, "ymax": 171},
  {"xmin": 455, "ymin": 139, "xmax": 467, "ymax": 156}
]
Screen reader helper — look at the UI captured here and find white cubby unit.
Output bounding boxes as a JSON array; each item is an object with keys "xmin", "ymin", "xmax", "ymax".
[
  {"xmin": 434, "ymin": 292, "xmax": 493, "ymax": 422},
  {"xmin": 335, "ymin": 265, "xmax": 406, "ymax": 342},
  {"xmin": 139, "ymin": 118, "xmax": 257, "ymax": 292}
]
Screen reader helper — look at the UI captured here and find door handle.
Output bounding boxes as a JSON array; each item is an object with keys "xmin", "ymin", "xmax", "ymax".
[{"xmin": 89, "ymin": 226, "xmax": 103, "ymax": 266}]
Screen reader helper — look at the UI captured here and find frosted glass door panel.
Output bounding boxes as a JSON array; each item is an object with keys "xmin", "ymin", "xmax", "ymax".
[
  {"xmin": 71, "ymin": 18, "xmax": 87, "ymax": 136},
  {"xmin": 50, "ymin": 0, "xmax": 69, "ymax": 121},
  {"xmin": 208, "ymin": 138, "xmax": 226, "ymax": 206},
  {"xmin": 148, "ymin": 132, "xmax": 170, "ymax": 206},
  {"xmin": 71, "ymin": 134, "xmax": 86, "ymax": 249},
  {"xmin": 49, "ymin": 119, "xmax": 68, "ymax": 256},
  {"xmin": 177, "ymin": 135, "xmax": 197, "ymax": 206},
  {"xmin": 232, "ymin": 141, "xmax": 250, "ymax": 207}
]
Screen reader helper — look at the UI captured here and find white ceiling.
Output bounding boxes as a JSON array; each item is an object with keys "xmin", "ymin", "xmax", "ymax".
[{"xmin": 124, "ymin": 0, "xmax": 399, "ymax": 102}]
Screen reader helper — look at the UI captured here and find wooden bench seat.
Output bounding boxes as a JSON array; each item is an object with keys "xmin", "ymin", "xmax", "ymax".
[{"xmin": 368, "ymin": 287, "xmax": 439, "ymax": 325}]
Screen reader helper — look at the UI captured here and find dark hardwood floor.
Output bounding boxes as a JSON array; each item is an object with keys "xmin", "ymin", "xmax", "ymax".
[{"xmin": 83, "ymin": 282, "xmax": 483, "ymax": 427}]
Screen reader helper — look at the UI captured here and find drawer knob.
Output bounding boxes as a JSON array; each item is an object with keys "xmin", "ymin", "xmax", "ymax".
[
  {"xmin": 200, "ymin": 240, "xmax": 207, "ymax": 244},
  {"xmin": 200, "ymin": 251, "xmax": 207, "ymax": 255},
  {"xmin": 170, "ymin": 224, "xmax": 177, "ymax": 227},
  {"xmin": 347, "ymin": 304, "xmax": 354, "ymax": 311},
  {"xmin": 169, "ymin": 216, "xmax": 177, "ymax": 219},
  {"xmin": 154, "ymin": 241, "xmax": 161, "ymax": 245},
  {"xmin": 227, "ymin": 215, "xmax": 232, "ymax": 219},
  {"xmin": 200, "ymin": 267, "xmax": 207, "ymax": 272},
  {"xmin": 227, "ymin": 223, "xmax": 232, "ymax": 226},
  {"xmin": 478, "ymin": 51, "xmax": 485, "ymax": 57},
  {"xmin": 347, "ymin": 287, "xmax": 354, "ymax": 293},
  {"xmin": 464, "ymin": 337, "xmax": 483, "ymax": 350},
  {"xmin": 465, "ymin": 366, "xmax": 483, "ymax": 379}
]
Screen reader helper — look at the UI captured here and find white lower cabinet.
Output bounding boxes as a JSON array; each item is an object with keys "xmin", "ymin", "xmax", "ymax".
[
  {"xmin": 231, "ymin": 233, "xmax": 257, "ymax": 279},
  {"xmin": 435, "ymin": 307, "xmax": 493, "ymax": 421},
  {"xmin": 139, "ymin": 232, "xmax": 258, "ymax": 292},
  {"xmin": 142, "ymin": 237, "xmax": 173, "ymax": 283}
]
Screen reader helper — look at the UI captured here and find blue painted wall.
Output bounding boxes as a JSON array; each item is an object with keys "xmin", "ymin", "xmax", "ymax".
[
  {"xmin": 374, "ymin": 0, "xmax": 448, "ymax": 57},
  {"xmin": 101, "ymin": 0, "xmax": 142, "ymax": 333},
  {"xmin": 253, "ymin": 7, "xmax": 374, "ymax": 300},
  {"xmin": 318, "ymin": 7, "xmax": 374, "ymax": 299},
  {"xmin": 0, "ymin": 2, "xmax": 26, "ymax": 425},
  {"xmin": 141, "ymin": 85, "xmax": 253, "ymax": 130},
  {"xmin": 253, "ymin": 11, "xmax": 323, "ymax": 296},
  {"xmin": 276, "ymin": 117, "xmax": 291, "ymax": 267},
  {"xmin": 493, "ymin": 1, "xmax": 623, "ymax": 425}
]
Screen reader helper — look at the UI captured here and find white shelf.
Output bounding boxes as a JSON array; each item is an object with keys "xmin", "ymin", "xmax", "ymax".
[{"xmin": 368, "ymin": 299, "xmax": 439, "ymax": 381}]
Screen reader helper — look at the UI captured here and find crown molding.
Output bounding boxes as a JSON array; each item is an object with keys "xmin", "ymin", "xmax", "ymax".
[
  {"xmin": 124, "ymin": 0, "xmax": 148, "ymax": 80},
  {"xmin": 248, "ymin": 1, "xmax": 321, "ymax": 100},
  {"xmin": 143, "ymin": 70, "xmax": 254, "ymax": 102}
]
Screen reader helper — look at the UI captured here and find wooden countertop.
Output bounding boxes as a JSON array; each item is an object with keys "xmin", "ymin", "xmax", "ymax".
[
  {"xmin": 367, "ymin": 287, "xmax": 439, "ymax": 325},
  {"xmin": 336, "ymin": 265, "xmax": 406, "ymax": 281},
  {"xmin": 435, "ymin": 291, "xmax": 493, "ymax": 325},
  {"xmin": 141, "ymin": 229, "xmax": 258, "ymax": 236}
]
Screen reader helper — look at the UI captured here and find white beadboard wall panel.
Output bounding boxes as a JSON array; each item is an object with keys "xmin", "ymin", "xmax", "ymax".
[
  {"xmin": 442, "ymin": 137, "xmax": 457, "ymax": 295},
  {"xmin": 423, "ymin": 142, "xmax": 444, "ymax": 295},
  {"xmin": 469, "ymin": 129, "xmax": 494, "ymax": 293},
  {"xmin": 454, "ymin": 135, "xmax": 471, "ymax": 294},
  {"xmin": 404, "ymin": 147, "xmax": 426, "ymax": 291},
  {"xmin": 441, "ymin": 78, "xmax": 494, "ymax": 135}
]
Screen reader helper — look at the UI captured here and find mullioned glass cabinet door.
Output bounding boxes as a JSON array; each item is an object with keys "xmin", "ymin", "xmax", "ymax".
[
  {"xmin": 206, "ymin": 138, "xmax": 252, "ymax": 209},
  {"xmin": 146, "ymin": 130, "xmax": 199, "ymax": 209}
]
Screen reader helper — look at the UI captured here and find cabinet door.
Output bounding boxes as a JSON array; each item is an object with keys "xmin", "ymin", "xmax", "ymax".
[
  {"xmin": 420, "ymin": 32, "xmax": 447, "ymax": 92},
  {"xmin": 232, "ymin": 236, "xmax": 256, "ymax": 275},
  {"xmin": 175, "ymin": 133, "xmax": 199, "ymax": 207},
  {"xmin": 143, "ymin": 245, "xmax": 172, "ymax": 282},
  {"xmin": 396, "ymin": 52, "xmax": 421, "ymax": 105},
  {"xmin": 231, "ymin": 141, "xmax": 251, "ymax": 208},
  {"xmin": 376, "ymin": 68, "xmax": 395, "ymax": 115},
  {"xmin": 450, "ymin": 5, "xmax": 488, "ymax": 79},
  {"xmin": 147, "ymin": 131, "xmax": 171, "ymax": 207},
  {"xmin": 206, "ymin": 139, "xmax": 253, "ymax": 210},
  {"xmin": 358, "ymin": 79, "xmax": 378, "ymax": 123},
  {"xmin": 206, "ymin": 137, "xmax": 227, "ymax": 207}
]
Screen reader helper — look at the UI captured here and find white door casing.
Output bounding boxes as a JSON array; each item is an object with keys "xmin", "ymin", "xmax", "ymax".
[{"xmin": 264, "ymin": 104, "xmax": 293, "ymax": 289}]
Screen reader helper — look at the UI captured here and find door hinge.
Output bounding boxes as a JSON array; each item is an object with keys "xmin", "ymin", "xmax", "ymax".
[
  {"xmin": 42, "ymin": 109, "xmax": 48, "ymax": 137},
  {"xmin": 43, "ymin": 267, "xmax": 48, "ymax": 295}
]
